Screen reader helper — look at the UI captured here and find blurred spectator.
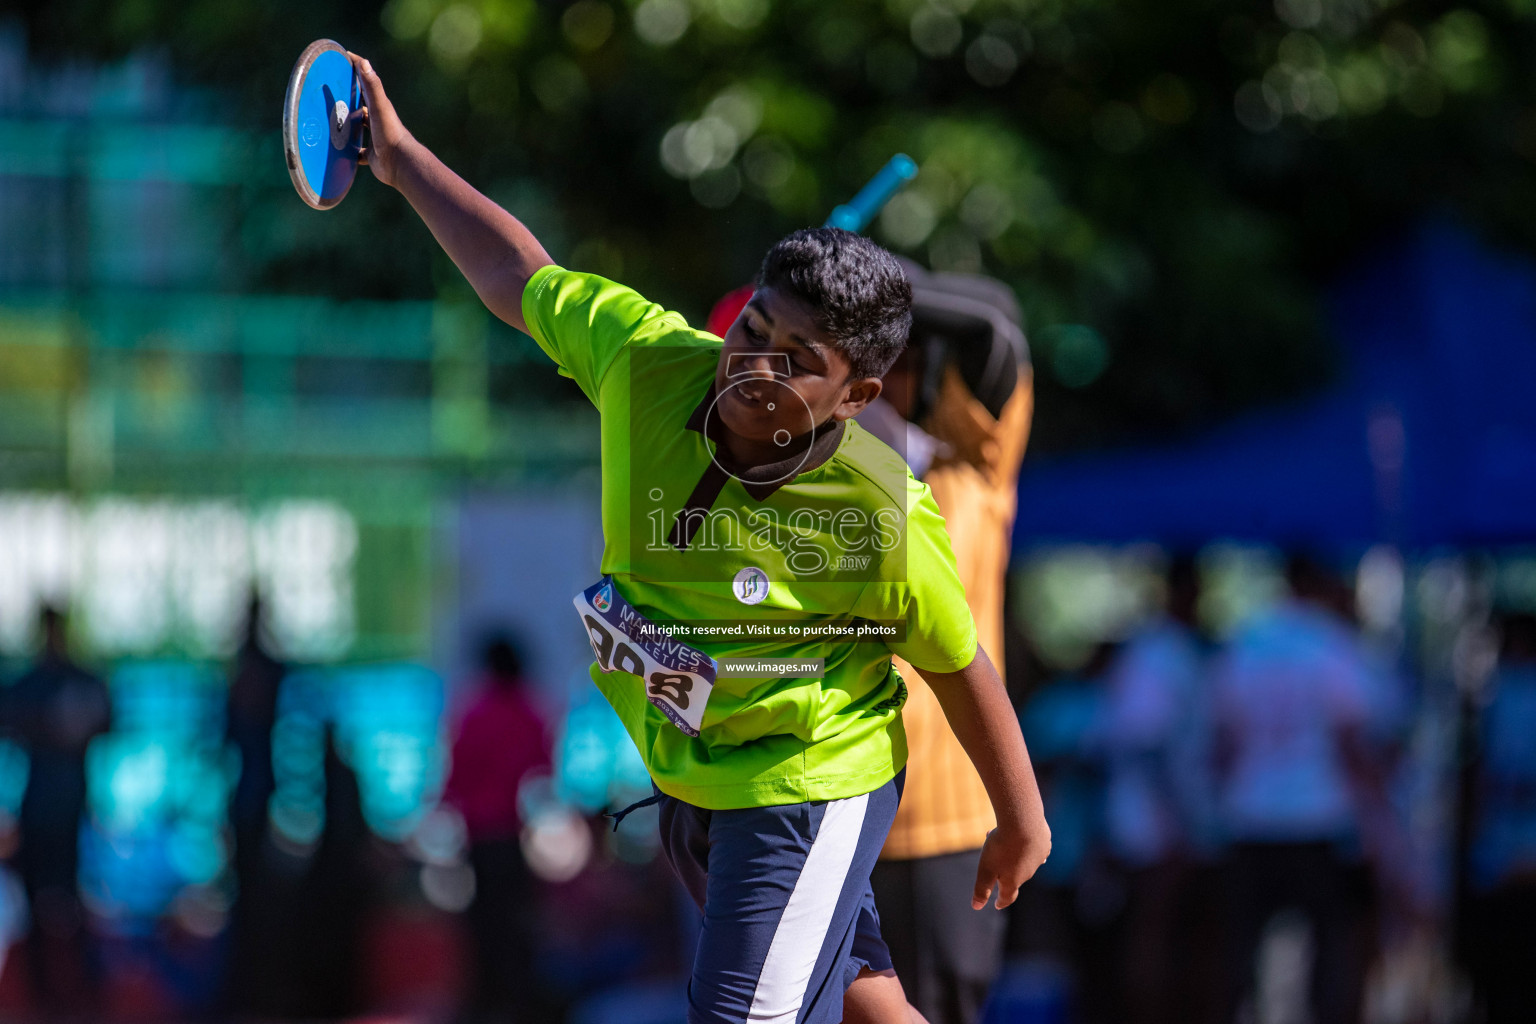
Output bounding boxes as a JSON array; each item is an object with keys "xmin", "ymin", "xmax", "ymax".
[
  {"xmin": 226, "ymin": 594, "xmax": 283, "ymax": 862},
  {"xmin": 292, "ymin": 725, "xmax": 376, "ymax": 1019},
  {"xmin": 1018, "ymin": 642, "xmax": 1111, "ymax": 900},
  {"xmin": 1100, "ymin": 555, "xmax": 1217, "ymax": 1024},
  {"xmin": 2, "ymin": 605, "xmax": 112, "ymax": 1018},
  {"xmin": 1462, "ymin": 612, "xmax": 1536, "ymax": 1024},
  {"xmin": 1010, "ymin": 642, "xmax": 1112, "ymax": 1019},
  {"xmin": 1211, "ymin": 554, "xmax": 1382, "ymax": 1024},
  {"xmin": 443, "ymin": 631, "xmax": 552, "ymax": 1023},
  {"xmin": 1103, "ymin": 557, "xmax": 1213, "ymax": 866},
  {"xmin": 220, "ymin": 593, "xmax": 286, "ymax": 1017}
]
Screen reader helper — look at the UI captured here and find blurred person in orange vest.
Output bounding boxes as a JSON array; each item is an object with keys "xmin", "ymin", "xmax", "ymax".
[{"xmin": 855, "ymin": 263, "xmax": 1032, "ymax": 1024}]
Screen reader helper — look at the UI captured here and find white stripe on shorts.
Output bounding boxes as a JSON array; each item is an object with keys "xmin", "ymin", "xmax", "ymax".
[{"xmin": 745, "ymin": 791, "xmax": 871, "ymax": 1024}]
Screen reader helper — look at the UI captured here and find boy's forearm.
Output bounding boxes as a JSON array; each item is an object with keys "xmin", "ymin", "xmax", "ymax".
[
  {"xmin": 917, "ymin": 645, "xmax": 1046, "ymax": 835},
  {"xmin": 391, "ymin": 138, "xmax": 553, "ymax": 333}
]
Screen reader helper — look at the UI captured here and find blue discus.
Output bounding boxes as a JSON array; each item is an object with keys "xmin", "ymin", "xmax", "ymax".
[{"xmin": 283, "ymin": 39, "xmax": 365, "ymax": 210}]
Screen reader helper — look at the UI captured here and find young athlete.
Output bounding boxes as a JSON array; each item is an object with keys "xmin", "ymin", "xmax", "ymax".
[{"xmin": 347, "ymin": 53, "xmax": 1050, "ymax": 1024}]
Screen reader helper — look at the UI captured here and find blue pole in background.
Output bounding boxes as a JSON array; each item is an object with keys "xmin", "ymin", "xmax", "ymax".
[{"xmin": 824, "ymin": 154, "xmax": 918, "ymax": 234}]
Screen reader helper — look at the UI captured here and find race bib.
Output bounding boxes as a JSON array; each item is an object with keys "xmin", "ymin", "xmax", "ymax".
[{"xmin": 573, "ymin": 576, "xmax": 718, "ymax": 737}]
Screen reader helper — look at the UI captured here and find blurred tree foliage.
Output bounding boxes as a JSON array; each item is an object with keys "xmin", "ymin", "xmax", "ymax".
[{"xmin": 15, "ymin": 0, "xmax": 1536, "ymax": 452}]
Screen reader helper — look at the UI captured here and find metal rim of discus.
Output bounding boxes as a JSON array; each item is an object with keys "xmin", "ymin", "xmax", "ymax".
[{"xmin": 282, "ymin": 38, "xmax": 359, "ymax": 211}]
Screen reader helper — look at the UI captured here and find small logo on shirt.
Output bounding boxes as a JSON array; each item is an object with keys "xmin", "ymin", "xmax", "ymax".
[
  {"xmin": 593, "ymin": 583, "xmax": 613, "ymax": 613},
  {"xmin": 732, "ymin": 566, "xmax": 770, "ymax": 605}
]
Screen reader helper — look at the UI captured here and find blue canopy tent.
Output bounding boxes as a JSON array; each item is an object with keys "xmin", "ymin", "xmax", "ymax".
[{"xmin": 1012, "ymin": 220, "xmax": 1536, "ymax": 550}]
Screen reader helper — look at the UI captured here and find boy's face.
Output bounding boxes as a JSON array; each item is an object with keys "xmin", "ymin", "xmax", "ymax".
[{"xmin": 714, "ymin": 286, "xmax": 883, "ymax": 444}]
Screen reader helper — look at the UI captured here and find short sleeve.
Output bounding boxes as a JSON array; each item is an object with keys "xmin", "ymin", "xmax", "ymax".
[
  {"xmin": 858, "ymin": 479, "xmax": 979, "ymax": 674},
  {"xmin": 520, "ymin": 265, "xmax": 685, "ymax": 408}
]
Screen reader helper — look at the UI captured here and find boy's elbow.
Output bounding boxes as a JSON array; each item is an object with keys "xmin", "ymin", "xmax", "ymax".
[
  {"xmin": 476, "ymin": 278, "xmax": 530, "ymax": 333},
  {"xmin": 489, "ymin": 300, "xmax": 529, "ymax": 334},
  {"xmin": 479, "ymin": 252, "xmax": 551, "ymax": 331}
]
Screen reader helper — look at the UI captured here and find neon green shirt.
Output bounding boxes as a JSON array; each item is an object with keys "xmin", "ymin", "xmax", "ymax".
[{"xmin": 523, "ymin": 265, "xmax": 978, "ymax": 808}]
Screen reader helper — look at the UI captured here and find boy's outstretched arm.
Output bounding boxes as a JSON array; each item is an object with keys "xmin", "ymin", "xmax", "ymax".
[
  {"xmin": 916, "ymin": 645, "xmax": 1051, "ymax": 909},
  {"xmin": 349, "ymin": 53, "xmax": 553, "ymax": 333}
]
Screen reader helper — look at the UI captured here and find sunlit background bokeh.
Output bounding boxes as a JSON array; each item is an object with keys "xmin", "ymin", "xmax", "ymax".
[{"xmin": 5, "ymin": 0, "xmax": 1536, "ymax": 1020}]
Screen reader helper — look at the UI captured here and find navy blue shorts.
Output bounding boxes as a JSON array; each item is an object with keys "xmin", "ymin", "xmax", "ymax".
[{"xmin": 657, "ymin": 771, "xmax": 905, "ymax": 1024}]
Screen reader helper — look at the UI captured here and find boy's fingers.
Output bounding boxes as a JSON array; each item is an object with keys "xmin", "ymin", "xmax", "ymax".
[
  {"xmin": 996, "ymin": 881, "xmax": 1022, "ymax": 910},
  {"xmin": 349, "ymin": 54, "xmax": 388, "ymax": 103},
  {"xmin": 352, "ymin": 102, "xmax": 371, "ymax": 164},
  {"xmin": 347, "ymin": 52, "xmax": 379, "ymax": 105},
  {"xmin": 972, "ymin": 870, "xmax": 996, "ymax": 910}
]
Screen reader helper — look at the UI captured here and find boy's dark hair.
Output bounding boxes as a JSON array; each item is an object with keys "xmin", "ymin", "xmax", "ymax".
[{"xmin": 758, "ymin": 227, "xmax": 912, "ymax": 380}]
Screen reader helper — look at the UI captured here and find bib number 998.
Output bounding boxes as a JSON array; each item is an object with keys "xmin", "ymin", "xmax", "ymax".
[{"xmin": 582, "ymin": 614, "xmax": 695, "ymax": 709}]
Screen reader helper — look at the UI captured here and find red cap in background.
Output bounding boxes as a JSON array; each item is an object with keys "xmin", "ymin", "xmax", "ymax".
[{"xmin": 706, "ymin": 284, "xmax": 755, "ymax": 338}]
